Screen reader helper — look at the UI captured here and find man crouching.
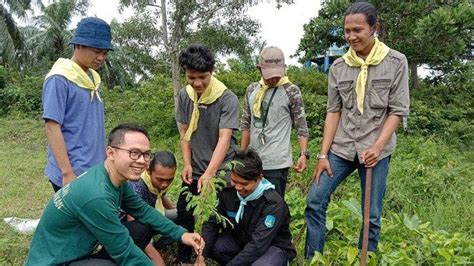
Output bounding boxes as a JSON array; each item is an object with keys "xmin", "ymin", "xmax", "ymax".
[
  {"xmin": 201, "ymin": 149, "xmax": 296, "ymax": 265},
  {"xmin": 26, "ymin": 123, "xmax": 204, "ymax": 265}
]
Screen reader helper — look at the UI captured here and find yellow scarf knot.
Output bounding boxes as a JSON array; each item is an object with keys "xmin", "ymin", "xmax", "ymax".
[
  {"xmin": 252, "ymin": 76, "xmax": 291, "ymax": 118},
  {"xmin": 342, "ymin": 38, "xmax": 389, "ymax": 113},
  {"xmin": 183, "ymin": 76, "xmax": 227, "ymax": 141},
  {"xmin": 141, "ymin": 171, "xmax": 166, "ymax": 214},
  {"xmin": 45, "ymin": 58, "xmax": 102, "ymax": 102}
]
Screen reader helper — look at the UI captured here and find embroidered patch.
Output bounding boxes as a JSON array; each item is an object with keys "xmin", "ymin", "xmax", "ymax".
[
  {"xmin": 264, "ymin": 214, "xmax": 276, "ymax": 228},
  {"xmin": 226, "ymin": 211, "xmax": 237, "ymax": 218}
]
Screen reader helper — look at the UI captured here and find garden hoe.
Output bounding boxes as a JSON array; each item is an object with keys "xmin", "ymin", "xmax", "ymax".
[{"xmin": 360, "ymin": 167, "xmax": 373, "ymax": 266}]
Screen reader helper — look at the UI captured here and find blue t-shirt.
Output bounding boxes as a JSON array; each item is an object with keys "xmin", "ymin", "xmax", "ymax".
[{"xmin": 42, "ymin": 75, "xmax": 105, "ymax": 187}]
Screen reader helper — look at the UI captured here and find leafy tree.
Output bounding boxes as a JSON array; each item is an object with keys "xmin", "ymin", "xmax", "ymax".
[
  {"xmin": 0, "ymin": 0, "xmax": 36, "ymax": 65},
  {"xmin": 118, "ymin": 0, "xmax": 293, "ymax": 105},
  {"xmin": 295, "ymin": 0, "xmax": 473, "ymax": 88},
  {"xmin": 18, "ymin": 0, "xmax": 89, "ymax": 70},
  {"xmin": 295, "ymin": 0, "xmax": 348, "ymax": 64},
  {"xmin": 100, "ymin": 12, "xmax": 164, "ymax": 88},
  {"xmin": 413, "ymin": 2, "xmax": 474, "ymax": 76}
]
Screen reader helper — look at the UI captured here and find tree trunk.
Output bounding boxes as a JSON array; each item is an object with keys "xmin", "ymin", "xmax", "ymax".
[
  {"xmin": 171, "ymin": 52, "xmax": 181, "ymax": 112},
  {"xmin": 158, "ymin": 0, "xmax": 181, "ymax": 129},
  {"xmin": 409, "ymin": 62, "xmax": 418, "ymax": 89}
]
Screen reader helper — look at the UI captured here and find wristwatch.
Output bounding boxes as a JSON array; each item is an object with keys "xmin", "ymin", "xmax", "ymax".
[
  {"xmin": 300, "ymin": 150, "xmax": 311, "ymax": 160},
  {"xmin": 317, "ymin": 153, "xmax": 328, "ymax": 160}
]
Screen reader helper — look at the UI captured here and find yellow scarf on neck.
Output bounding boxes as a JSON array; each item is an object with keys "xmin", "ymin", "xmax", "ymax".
[
  {"xmin": 252, "ymin": 76, "xmax": 291, "ymax": 118},
  {"xmin": 184, "ymin": 76, "xmax": 227, "ymax": 141},
  {"xmin": 141, "ymin": 171, "xmax": 166, "ymax": 214},
  {"xmin": 342, "ymin": 38, "xmax": 389, "ymax": 113},
  {"xmin": 45, "ymin": 58, "xmax": 102, "ymax": 102}
]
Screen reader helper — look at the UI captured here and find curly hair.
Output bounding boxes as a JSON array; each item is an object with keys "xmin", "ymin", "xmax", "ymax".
[{"xmin": 179, "ymin": 44, "xmax": 215, "ymax": 72}]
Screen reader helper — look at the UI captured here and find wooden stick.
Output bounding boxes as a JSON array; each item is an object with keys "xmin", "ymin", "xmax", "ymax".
[{"xmin": 360, "ymin": 167, "xmax": 373, "ymax": 266}]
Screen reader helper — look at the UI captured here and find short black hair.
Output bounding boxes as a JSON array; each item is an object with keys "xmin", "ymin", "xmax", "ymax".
[
  {"xmin": 231, "ymin": 149, "xmax": 263, "ymax": 181},
  {"xmin": 179, "ymin": 44, "xmax": 215, "ymax": 72},
  {"xmin": 108, "ymin": 123, "xmax": 150, "ymax": 146},
  {"xmin": 344, "ymin": 1, "xmax": 378, "ymax": 27},
  {"xmin": 148, "ymin": 150, "xmax": 177, "ymax": 171}
]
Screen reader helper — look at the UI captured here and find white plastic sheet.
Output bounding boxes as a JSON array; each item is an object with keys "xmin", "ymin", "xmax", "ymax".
[{"xmin": 3, "ymin": 217, "xmax": 39, "ymax": 233}]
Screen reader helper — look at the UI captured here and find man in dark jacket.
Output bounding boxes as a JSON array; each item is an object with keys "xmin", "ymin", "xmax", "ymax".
[{"xmin": 202, "ymin": 149, "xmax": 296, "ymax": 265}]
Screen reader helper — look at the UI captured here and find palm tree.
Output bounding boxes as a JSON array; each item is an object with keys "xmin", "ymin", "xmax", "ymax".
[
  {"xmin": 0, "ymin": 0, "xmax": 34, "ymax": 65},
  {"xmin": 25, "ymin": 0, "xmax": 89, "ymax": 65}
]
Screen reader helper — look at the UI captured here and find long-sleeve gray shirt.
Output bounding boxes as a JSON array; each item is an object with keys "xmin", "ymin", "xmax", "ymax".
[{"xmin": 327, "ymin": 49, "xmax": 410, "ymax": 161}]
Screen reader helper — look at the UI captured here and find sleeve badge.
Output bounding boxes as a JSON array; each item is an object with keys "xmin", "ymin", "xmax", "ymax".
[{"xmin": 264, "ymin": 214, "xmax": 276, "ymax": 228}]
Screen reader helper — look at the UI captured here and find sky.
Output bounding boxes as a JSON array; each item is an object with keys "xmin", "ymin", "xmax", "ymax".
[{"xmin": 82, "ymin": 0, "xmax": 322, "ymax": 66}]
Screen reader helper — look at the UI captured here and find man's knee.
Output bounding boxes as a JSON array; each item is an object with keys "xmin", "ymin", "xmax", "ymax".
[
  {"xmin": 124, "ymin": 221, "xmax": 153, "ymax": 250},
  {"xmin": 306, "ymin": 181, "xmax": 331, "ymax": 211},
  {"xmin": 252, "ymin": 246, "xmax": 288, "ymax": 266}
]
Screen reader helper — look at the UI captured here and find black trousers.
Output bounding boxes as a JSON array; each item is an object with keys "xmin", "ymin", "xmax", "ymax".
[
  {"xmin": 175, "ymin": 180, "xmax": 199, "ymax": 263},
  {"xmin": 50, "ymin": 180, "xmax": 61, "ymax": 192},
  {"xmin": 263, "ymin": 168, "xmax": 289, "ymax": 197},
  {"xmin": 68, "ymin": 221, "xmax": 153, "ymax": 265}
]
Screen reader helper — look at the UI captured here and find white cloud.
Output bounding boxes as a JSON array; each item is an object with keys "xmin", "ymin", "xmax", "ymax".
[{"xmin": 247, "ymin": 0, "xmax": 321, "ymax": 65}]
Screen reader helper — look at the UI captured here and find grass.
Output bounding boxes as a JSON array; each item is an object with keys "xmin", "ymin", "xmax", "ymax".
[
  {"xmin": 0, "ymin": 118, "xmax": 51, "ymax": 265},
  {"xmin": 0, "ymin": 117, "xmax": 473, "ymax": 264}
]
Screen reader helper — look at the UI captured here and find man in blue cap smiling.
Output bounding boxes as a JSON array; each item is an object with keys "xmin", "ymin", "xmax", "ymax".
[{"xmin": 42, "ymin": 17, "xmax": 113, "ymax": 192}]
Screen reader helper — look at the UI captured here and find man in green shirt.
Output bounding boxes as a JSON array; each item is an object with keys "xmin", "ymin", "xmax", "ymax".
[{"xmin": 26, "ymin": 124, "xmax": 204, "ymax": 265}]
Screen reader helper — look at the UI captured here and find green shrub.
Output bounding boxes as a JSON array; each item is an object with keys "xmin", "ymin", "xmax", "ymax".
[
  {"xmin": 286, "ymin": 189, "xmax": 474, "ymax": 265},
  {"xmin": 0, "ymin": 73, "xmax": 43, "ymax": 117},
  {"xmin": 287, "ymin": 67, "xmax": 327, "ymax": 95},
  {"xmin": 104, "ymin": 74, "xmax": 178, "ymax": 145},
  {"xmin": 410, "ymin": 63, "xmax": 473, "ymax": 148},
  {"xmin": 0, "ymin": 66, "xmax": 6, "ymax": 89},
  {"xmin": 216, "ymin": 70, "xmax": 259, "ymax": 97}
]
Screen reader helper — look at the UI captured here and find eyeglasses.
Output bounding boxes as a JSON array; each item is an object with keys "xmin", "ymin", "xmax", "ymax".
[{"xmin": 111, "ymin": 146, "xmax": 152, "ymax": 162}]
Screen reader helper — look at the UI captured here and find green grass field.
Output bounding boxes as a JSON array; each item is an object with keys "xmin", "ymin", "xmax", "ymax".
[
  {"xmin": 0, "ymin": 118, "xmax": 51, "ymax": 265},
  {"xmin": 0, "ymin": 117, "xmax": 472, "ymax": 265}
]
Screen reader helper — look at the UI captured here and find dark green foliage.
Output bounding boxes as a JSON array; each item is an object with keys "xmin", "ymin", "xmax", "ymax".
[
  {"xmin": 0, "ymin": 0, "xmax": 33, "ymax": 65},
  {"xmin": 295, "ymin": 0, "xmax": 349, "ymax": 63},
  {"xmin": 215, "ymin": 70, "xmax": 260, "ymax": 98},
  {"xmin": 287, "ymin": 67, "xmax": 328, "ymax": 96},
  {"xmin": 25, "ymin": 0, "xmax": 89, "ymax": 64},
  {"xmin": 288, "ymin": 68, "xmax": 328, "ymax": 139},
  {"xmin": 102, "ymin": 13, "xmax": 164, "ymax": 88},
  {"xmin": 287, "ymin": 184, "xmax": 473, "ymax": 264},
  {"xmin": 296, "ymin": 0, "xmax": 473, "ymax": 81},
  {"xmin": 103, "ymin": 74, "xmax": 178, "ymax": 145},
  {"xmin": 226, "ymin": 56, "xmax": 257, "ymax": 73},
  {"xmin": 0, "ymin": 69, "xmax": 43, "ymax": 117},
  {"xmin": 413, "ymin": 1, "xmax": 474, "ymax": 73},
  {"xmin": 1, "ymin": 63, "xmax": 473, "ymax": 263},
  {"xmin": 0, "ymin": 66, "xmax": 6, "ymax": 88},
  {"xmin": 408, "ymin": 62, "xmax": 473, "ymax": 148}
]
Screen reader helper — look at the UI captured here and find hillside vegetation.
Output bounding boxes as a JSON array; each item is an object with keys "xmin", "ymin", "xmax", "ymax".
[{"xmin": 0, "ymin": 66, "xmax": 472, "ymax": 264}]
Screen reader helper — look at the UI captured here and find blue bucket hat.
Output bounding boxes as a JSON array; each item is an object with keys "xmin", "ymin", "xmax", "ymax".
[{"xmin": 69, "ymin": 17, "xmax": 113, "ymax": 50}]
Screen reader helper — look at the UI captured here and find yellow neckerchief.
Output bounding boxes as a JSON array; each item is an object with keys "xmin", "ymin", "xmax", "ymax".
[
  {"xmin": 252, "ymin": 76, "xmax": 291, "ymax": 118},
  {"xmin": 45, "ymin": 58, "xmax": 102, "ymax": 102},
  {"xmin": 342, "ymin": 38, "xmax": 390, "ymax": 113},
  {"xmin": 141, "ymin": 171, "xmax": 166, "ymax": 214},
  {"xmin": 183, "ymin": 76, "xmax": 227, "ymax": 141}
]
